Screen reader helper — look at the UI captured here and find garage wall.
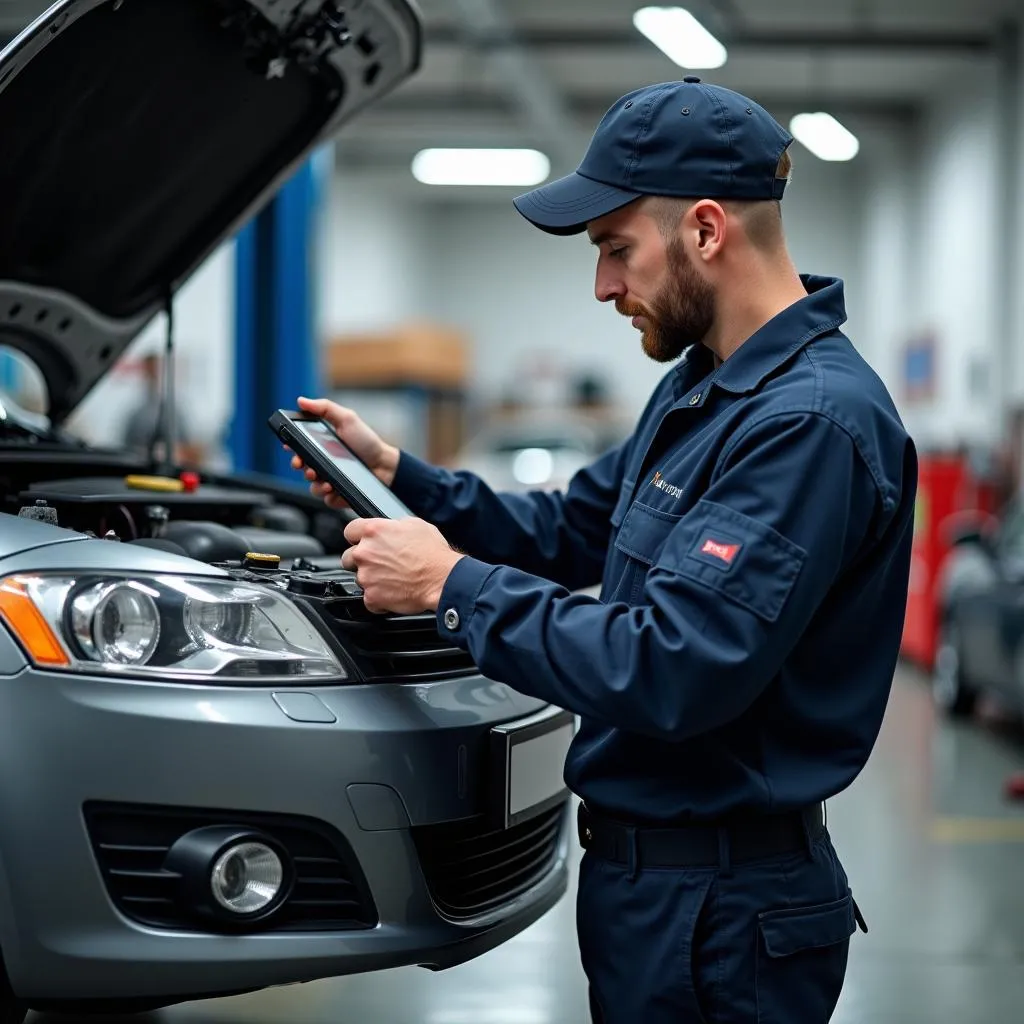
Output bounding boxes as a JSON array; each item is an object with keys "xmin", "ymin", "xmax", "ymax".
[
  {"xmin": 856, "ymin": 63, "xmax": 1008, "ymax": 451},
  {"xmin": 1006, "ymin": 38, "xmax": 1024, "ymax": 413},
  {"xmin": 915, "ymin": 65, "xmax": 1001, "ymax": 449},
  {"xmin": 417, "ymin": 199, "xmax": 675, "ymax": 417},
  {"xmin": 857, "ymin": 128, "xmax": 917, "ymax": 412},
  {"xmin": 320, "ymin": 177, "xmax": 434, "ymax": 336},
  {"xmin": 67, "ymin": 242, "xmax": 236, "ymax": 454}
]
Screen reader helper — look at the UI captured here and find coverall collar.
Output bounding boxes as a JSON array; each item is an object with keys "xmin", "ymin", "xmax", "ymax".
[{"xmin": 675, "ymin": 275, "xmax": 847, "ymax": 398}]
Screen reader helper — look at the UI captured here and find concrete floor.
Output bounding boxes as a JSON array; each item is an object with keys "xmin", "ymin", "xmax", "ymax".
[{"xmin": 32, "ymin": 663, "xmax": 1024, "ymax": 1024}]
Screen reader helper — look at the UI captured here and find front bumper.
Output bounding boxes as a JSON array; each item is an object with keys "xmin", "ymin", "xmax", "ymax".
[{"xmin": 0, "ymin": 669, "xmax": 571, "ymax": 1002}]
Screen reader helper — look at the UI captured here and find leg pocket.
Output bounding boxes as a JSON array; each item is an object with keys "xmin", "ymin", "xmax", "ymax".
[{"xmin": 756, "ymin": 890, "xmax": 855, "ymax": 1024}]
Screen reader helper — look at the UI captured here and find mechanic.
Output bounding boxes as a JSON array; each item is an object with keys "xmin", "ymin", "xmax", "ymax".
[{"xmin": 292, "ymin": 78, "xmax": 917, "ymax": 1023}]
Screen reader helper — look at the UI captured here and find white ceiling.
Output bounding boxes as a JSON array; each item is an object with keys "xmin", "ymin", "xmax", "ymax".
[{"xmin": 1, "ymin": 0, "xmax": 1020, "ymax": 181}]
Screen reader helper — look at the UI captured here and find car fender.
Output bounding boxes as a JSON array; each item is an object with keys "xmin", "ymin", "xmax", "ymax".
[
  {"xmin": 0, "ymin": 622, "xmax": 27, "ymax": 678},
  {"xmin": 0, "ymin": 680, "xmax": 26, "ymax": 990},
  {"xmin": 0, "ymin": 629, "xmax": 28, "ymax": 985}
]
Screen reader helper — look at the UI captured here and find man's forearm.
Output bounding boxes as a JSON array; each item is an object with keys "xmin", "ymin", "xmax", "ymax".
[{"xmin": 388, "ymin": 451, "xmax": 613, "ymax": 592}]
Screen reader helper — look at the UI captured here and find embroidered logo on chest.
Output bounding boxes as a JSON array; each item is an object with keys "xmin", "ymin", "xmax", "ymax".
[
  {"xmin": 701, "ymin": 538, "xmax": 741, "ymax": 564},
  {"xmin": 651, "ymin": 470, "xmax": 684, "ymax": 500}
]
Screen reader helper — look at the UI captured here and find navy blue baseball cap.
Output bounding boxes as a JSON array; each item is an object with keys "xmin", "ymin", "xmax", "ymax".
[{"xmin": 513, "ymin": 78, "xmax": 793, "ymax": 235}]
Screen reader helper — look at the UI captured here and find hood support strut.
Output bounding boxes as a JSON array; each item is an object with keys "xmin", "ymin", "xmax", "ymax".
[{"xmin": 150, "ymin": 292, "xmax": 178, "ymax": 476}]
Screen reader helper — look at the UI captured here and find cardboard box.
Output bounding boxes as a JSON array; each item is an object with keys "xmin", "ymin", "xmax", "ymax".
[{"xmin": 325, "ymin": 323, "xmax": 469, "ymax": 389}]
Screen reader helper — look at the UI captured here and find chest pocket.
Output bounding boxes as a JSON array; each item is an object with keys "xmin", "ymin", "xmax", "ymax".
[
  {"xmin": 611, "ymin": 501, "xmax": 681, "ymax": 605},
  {"xmin": 614, "ymin": 501, "xmax": 682, "ymax": 566}
]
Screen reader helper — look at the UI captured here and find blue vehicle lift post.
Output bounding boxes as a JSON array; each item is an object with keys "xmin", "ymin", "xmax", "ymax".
[{"xmin": 231, "ymin": 152, "xmax": 329, "ymax": 478}]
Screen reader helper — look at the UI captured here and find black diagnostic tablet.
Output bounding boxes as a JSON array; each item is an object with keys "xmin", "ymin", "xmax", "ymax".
[{"xmin": 269, "ymin": 409, "xmax": 414, "ymax": 520}]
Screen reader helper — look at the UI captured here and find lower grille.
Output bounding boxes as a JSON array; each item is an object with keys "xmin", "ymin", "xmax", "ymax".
[
  {"xmin": 84, "ymin": 803, "xmax": 377, "ymax": 932},
  {"xmin": 413, "ymin": 802, "xmax": 567, "ymax": 921},
  {"xmin": 324, "ymin": 607, "xmax": 478, "ymax": 681}
]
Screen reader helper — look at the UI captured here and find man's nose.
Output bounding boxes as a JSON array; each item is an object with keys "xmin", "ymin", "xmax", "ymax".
[{"xmin": 595, "ymin": 268, "xmax": 625, "ymax": 304}]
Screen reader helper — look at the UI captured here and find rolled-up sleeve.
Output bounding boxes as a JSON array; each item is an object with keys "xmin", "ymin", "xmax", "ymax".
[{"xmin": 435, "ymin": 411, "xmax": 880, "ymax": 741}]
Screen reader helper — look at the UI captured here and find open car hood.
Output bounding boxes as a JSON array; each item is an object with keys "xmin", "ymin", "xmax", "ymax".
[{"xmin": 0, "ymin": 0, "xmax": 421, "ymax": 425}]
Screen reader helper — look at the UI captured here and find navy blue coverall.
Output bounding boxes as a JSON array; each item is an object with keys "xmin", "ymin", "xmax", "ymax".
[{"xmin": 391, "ymin": 275, "xmax": 918, "ymax": 1022}]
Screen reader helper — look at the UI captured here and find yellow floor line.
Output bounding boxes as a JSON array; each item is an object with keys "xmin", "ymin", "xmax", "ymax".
[{"xmin": 930, "ymin": 816, "xmax": 1024, "ymax": 843}]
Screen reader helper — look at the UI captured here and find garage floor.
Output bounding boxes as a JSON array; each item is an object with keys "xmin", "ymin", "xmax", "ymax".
[{"xmin": 32, "ymin": 664, "xmax": 1024, "ymax": 1024}]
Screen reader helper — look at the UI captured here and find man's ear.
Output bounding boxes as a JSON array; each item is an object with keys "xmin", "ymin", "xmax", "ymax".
[{"xmin": 688, "ymin": 200, "xmax": 727, "ymax": 262}]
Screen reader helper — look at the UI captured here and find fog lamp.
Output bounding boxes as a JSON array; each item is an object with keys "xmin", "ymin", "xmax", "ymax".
[
  {"xmin": 164, "ymin": 826, "xmax": 292, "ymax": 926},
  {"xmin": 210, "ymin": 841, "xmax": 283, "ymax": 914}
]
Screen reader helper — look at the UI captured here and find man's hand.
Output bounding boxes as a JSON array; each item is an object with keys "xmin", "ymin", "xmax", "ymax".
[
  {"xmin": 288, "ymin": 396, "xmax": 400, "ymax": 510},
  {"xmin": 341, "ymin": 517, "xmax": 464, "ymax": 615}
]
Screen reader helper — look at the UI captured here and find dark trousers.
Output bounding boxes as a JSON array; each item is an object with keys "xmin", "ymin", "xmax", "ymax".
[{"xmin": 576, "ymin": 812, "xmax": 858, "ymax": 1023}]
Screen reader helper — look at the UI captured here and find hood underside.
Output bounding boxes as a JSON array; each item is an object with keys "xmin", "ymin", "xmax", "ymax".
[{"xmin": 0, "ymin": 0, "xmax": 421, "ymax": 423}]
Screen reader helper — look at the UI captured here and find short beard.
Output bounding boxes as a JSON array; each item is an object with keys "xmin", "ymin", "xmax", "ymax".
[{"xmin": 617, "ymin": 239, "xmax": 716, "ymax": 363}]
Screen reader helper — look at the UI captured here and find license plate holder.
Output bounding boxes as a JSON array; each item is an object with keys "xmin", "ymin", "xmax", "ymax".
[{"xmin": 489, "ymin": 707, "xmax": 575, "ymax": 829}]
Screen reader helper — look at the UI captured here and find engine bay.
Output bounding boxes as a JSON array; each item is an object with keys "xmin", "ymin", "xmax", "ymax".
[
  {"xmin": 2, "ymin": 461, "xmax": 477, "ymax": 684},
  {"xmin": 5, "ymin": 453, "xmax": 344, "ymax": 554}
]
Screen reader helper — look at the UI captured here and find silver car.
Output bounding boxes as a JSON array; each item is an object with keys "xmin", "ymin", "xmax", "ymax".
[{"xmin": 0, "ymin": 2, "xmax": 572, "ymax": 1020}]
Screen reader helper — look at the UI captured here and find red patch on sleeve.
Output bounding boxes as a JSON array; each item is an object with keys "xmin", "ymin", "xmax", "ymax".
[{"xmin": 701, "ymin": 538, "xmax": 741, "ymax": 564}]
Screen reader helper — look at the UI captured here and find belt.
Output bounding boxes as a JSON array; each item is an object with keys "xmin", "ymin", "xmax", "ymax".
[{"xmin": 577, "ymin": 802, "xmax": 825, "ymax": 869}]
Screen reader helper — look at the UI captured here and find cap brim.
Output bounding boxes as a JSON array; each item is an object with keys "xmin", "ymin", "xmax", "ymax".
[{"xmin": 513, "ymin": 172, "xmax": 642, "ymax": 235}]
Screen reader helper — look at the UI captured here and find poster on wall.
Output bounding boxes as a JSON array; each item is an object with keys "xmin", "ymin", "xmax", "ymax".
[{"xmin": 902, "ymin": 331, "xmax": 936, "ymax": 403}]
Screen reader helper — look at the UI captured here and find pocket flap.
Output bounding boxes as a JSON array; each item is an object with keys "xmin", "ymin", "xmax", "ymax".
[{"xmin": 758, "ymin": 892, "xmax": 856, "ymax": 958}]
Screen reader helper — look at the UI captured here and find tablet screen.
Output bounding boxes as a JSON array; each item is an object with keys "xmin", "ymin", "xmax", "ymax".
[{"xmin": 292, "ymin": 419, "xmax": 414, "ymax": 519}]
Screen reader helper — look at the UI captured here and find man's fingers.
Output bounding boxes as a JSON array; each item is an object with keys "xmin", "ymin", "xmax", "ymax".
[
  {"xmin": 305, "ymin": 483, "xmax": 346, "ymax": 510},
  {"xmin": 343, "ymin": 517, "xmax": 370, "ymax": 545},
  {"xmin": 296, "ymin": 395, "xmax": 326, "ymax": 414},
  {"xmin": 286, "ymin": 428, "xmax": 347, "ymax": 510},
  {"xmin": 298, "ymin": 395, "xmax": 352, "ymax": 434}
]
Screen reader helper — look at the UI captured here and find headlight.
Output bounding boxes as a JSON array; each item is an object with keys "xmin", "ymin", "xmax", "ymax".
[
  {"xmin": 71, "ymin": 581, "xmax": 161, "ymax": 665},
  {"xmin": 0, "ymin": 573, "xmax": 346, "ymax": 681}
]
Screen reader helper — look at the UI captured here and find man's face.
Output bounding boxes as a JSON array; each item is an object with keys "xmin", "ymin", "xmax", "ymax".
[{"xmin": 589, "ymin": 201, "xmax": 715, "ymax": 363}]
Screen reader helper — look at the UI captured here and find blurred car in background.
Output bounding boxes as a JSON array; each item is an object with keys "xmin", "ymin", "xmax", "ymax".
[
  {"xmin": 456, "ymin": 414, "xmax": 627, "ymax": 493},
  {"xmin": 932, "ymin": 502, "xmax": 1024, "ymax": 718}
]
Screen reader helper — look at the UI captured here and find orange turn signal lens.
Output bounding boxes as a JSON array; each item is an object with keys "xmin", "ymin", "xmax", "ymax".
[{"xmin": 0, "ymin": 576, "xmax": 69, "ymax": 667}]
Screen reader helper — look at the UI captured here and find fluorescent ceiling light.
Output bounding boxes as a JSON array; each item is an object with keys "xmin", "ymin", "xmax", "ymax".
[
  {"xmin": 789, "ymin": 112, "xmax": 860, "ymax": 162},
  {"xmin": 632, "ymin": 7, "xmax": 727, "ymax": 69},
  {"xmin": 411, "ymin": 148, "xmax": 550, "ymax": 186}
]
